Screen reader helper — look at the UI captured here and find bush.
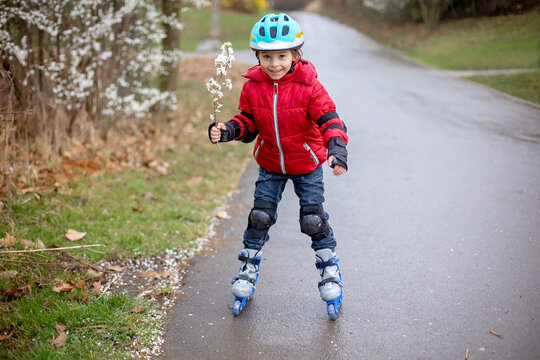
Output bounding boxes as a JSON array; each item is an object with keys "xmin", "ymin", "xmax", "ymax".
[
  {"xmin": 221, "ymin": 0, "xmax": 268, "ymax": 13},
  {"xmin": 272, "ymin": 0, "xmax": 312, "ymax": 10}
]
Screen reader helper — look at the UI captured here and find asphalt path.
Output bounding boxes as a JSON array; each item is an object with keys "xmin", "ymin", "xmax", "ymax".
[{"xmin": 164, "ymin": 12, "xmax": 540, "ymax": 360}]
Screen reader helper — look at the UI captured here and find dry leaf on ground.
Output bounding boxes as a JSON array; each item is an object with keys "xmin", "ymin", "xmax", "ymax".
[
  {"xmin": 216, "ymin": 210, "xmax": 231, "ymax": 220},
  {"xmin": 64, "ymin": 229, "xmax": 87, "ymax": 241},
  {"xmin": 52, "ymin": 279, "xmax": 74, "ymax": 293},
  {"xmin": 91, "ymin": 281, "xmax": 101, "ymax": 295},
  {"xmin": 52, "ymin": 332, "xmax": 67, "ymax": 348},
  {"xmin": 91, "ymin": 325, "xmax": 108, "ymax": 333},
  {"xmin": 0, "ymin": 233, "xmax": 16, "ymax": 247},
  {"xmin": 55, "ymin": 324, "xmax": 67, "ymax": 333},
  {"xmin": 0, "ymin": 271, "xmax": 18, "ymax": 279},
  {"xmin": 186, "ymin": 176, "xmax": 203, "ymax": 187},
  {"xmin": 131, "ymin": 305, "xmax": 143, "ymax": 313},
  {"xmin": 105, "ymin": 264, "xmax": 125, "ymax": 272},
  {"xmin": 140, "ymin": 270, "xmax": 171, "ymax": 280},
  {"xmin": 19, "ymin": 239, "xmax": 36, "ymax": 248}
]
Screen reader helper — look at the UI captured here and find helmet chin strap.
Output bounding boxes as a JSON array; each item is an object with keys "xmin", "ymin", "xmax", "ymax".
[{"xmin": 288, "ymin": 55, "xmax": 302, "ymax": 74}]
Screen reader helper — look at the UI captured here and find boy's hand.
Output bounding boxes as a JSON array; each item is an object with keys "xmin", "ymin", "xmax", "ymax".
[
  {"xmin": 328, "ymin": 156, "xmax": 347, "ymax": 176},
  {"xmin": 210, "ymin": 123, "xmax": 226, "ymax": 143}
]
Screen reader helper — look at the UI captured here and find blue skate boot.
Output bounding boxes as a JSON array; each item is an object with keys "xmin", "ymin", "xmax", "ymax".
[
  {"xmin": 231, "ymin": 249, "xmax": 261, "ymax": 316},
  {"xmin": 315, "ymin": 249, "xmax": 343, "ymax": 320}
]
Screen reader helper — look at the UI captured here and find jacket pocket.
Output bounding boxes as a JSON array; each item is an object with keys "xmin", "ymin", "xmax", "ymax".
[
  {"xmin": 255, "ymin": 139, "xmax": 265, "ymax": 159},
  {"xmin": 303, "ymin": 143, "xmax": 320, "ymax": 166}
]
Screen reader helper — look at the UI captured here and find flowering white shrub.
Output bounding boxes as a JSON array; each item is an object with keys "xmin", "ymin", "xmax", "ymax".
[
  {"xmin": 206, "ymin": 42, "xmax": 235, "ymax": 124},
  {"xmin": 0, "ymin": 0, "xmax": 208, "ymax": 119}
]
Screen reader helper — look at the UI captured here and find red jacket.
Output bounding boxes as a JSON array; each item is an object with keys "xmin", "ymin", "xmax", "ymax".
[{"xmin": 229, "ymin": 59, "xmax": 348, "ymax": 175}]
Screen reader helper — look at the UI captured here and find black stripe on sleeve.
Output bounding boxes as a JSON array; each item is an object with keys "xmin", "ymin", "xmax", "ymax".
[
  {"xmin": 323, "ymin": 124, "xmax": 347, "ymax": 134},
  {"xmin": 316, "ymin": 111, "xmax": 339, "ymax": 128},
  {"xmin": 241, "ymin": 111, "xmax": 255, "ymax": 121}
]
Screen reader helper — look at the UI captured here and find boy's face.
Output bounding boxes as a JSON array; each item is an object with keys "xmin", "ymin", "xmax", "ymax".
[{"xmin": 258, "ymin": 50, "xmax": 298, "ymax": 81}]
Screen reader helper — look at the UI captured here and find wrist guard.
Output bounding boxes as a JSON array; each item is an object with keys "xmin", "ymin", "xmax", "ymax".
[
  {"xmin": 207, "ymin": 121, "xmax": 240, "ymax": 143},
  {"xmin": 327, "ymin": 137, "xmax": 348, "ymax": 170}
]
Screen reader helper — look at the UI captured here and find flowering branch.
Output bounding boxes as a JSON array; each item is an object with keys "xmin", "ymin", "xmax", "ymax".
[{"xmin": 206, "ymin": 42, "xmax": 235, "ymax": 126}]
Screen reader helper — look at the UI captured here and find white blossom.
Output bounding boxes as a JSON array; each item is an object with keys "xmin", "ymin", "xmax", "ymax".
[
  {"xmin": 206, "ymin": 42, "xmax": 235, "ymax": 126},
  {"xmin": 1, "ymin": 0, "xmax": 185, "ymax": 118}
]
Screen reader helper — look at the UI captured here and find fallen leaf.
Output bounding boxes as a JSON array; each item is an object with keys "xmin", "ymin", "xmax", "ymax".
[
  {"xmin": 55, "ymin": 324, "xmax": 67, "ymax": 334},
  {"xmin": 144, "ymin": 192, "xmax": 153, "ymax": 200},
  {"xmin": 52, "ymin": 332, "xmax": 67, "ymax": 348},
  {"xmin": 105, "ymin": 264, "xmax": 125, "ymax": 272},
  {"xmin": 0, "ymin": 233, "xmax": 16, "ymax": 247},
  {"xmin": 131, "ymin": 305, "xmax": 143, "ymax": 313},
  {"xmin": 21, "ymin": 187, "xmax": 35, "ymax": 194},
  {"xmin": 216, "ymin": 210, "xmax": 231, "ymax": 220},
  {"xmin": 140, "ymin": 271, "xmax": 159, "ymax": 280},
  {"xmin": 64, "ymin": 229, "xmax": 87, "ymax": 241},
  {"xmin": 34, "ymin": 193, "xmax": 41, "ymax": 201},
  {"xmin": 91, "ymin": 324, "xmax": 108, "ymax": 333},
  {"xmin": 91, "ymin": 281, "xmax": 101, "ymax": 295},
  {"xmin": 75, "ymin": 280, "xmax": 85, "ymax": 289},
  {"xmin": 186, "ymin": 176, "xmax": 203, "ymax": 187},
  {"xmin": 155, "ymin": 166, "xmax": 168, "ymax": 175},
  {"xmin": 19, "ymin": 239, "xmax": 35, "ymax": 248},
  {"xmin": 0, "ymin": 271, "xmax": 18, "ymax": 279},
  {"xmin": 52, "ymin": 279, "xmax": 74, "ymax": 293},
  {"xmin": 86, "ymin": 268, "xmax": 103, "ymax": 277},
  {"xmin": 0, "ymin": 329, "xmax": 13, "ymax": 341},
  {"xmin": 35, "ymin": 238, "xmax": 45, "ymax": 249},
  {"xmin": 43, "ymin": 300, "xmax": 50, "ymax": 308},
  {"xmin": 140, "ymin": 269, "xmax": 171, "ymax": 280}
]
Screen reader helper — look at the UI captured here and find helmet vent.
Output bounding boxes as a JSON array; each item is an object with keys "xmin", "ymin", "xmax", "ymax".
[
  {"xmin": 270, "ymin": 27, "xmax": 277, "ymax": 38},
  {"xmin": 261, "ymin": 16, "xmax": 266, "ymax": 22},
  {"xmin": 284, "ymin": 15, "xmax": 289, "ymax": 21},
  {"xmin": 270, "ymin": 16, "xmax": 278, "ymax": 22},
  {"xmin": 282, "ymin": 26, "xmax": 289, "ymax": 36},
  {"xmin": 259, "ymin": 27, "xmax": 265, "ymax": 37}
]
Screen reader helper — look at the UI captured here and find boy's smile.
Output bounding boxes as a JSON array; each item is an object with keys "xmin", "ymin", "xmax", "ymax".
[{"xmin": 258, "ymin": 50, "xmax": 298, "ymax": 80}]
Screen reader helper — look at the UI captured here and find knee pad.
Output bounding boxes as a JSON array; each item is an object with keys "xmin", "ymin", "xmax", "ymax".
[
  {"xmin": 246, "ymin": 199, "xmax": 277, "ymax": 238},
  {"xmin": 300, "ymin": 204, "xmax": 330, "ymax": 241}
]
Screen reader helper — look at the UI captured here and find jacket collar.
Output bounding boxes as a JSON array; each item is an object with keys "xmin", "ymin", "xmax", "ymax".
[{"xmin": 242, "ymin": 59, "xmax": 317, "ymax": 85}]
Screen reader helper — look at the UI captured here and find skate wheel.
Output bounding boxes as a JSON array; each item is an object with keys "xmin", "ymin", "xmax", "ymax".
[
  {"xmin": 327, "ymin": 303, "xmax": 337, "ymax": 320},
  {"xmin": 232, "ymin": 299, "xmax": 242, "ymax": 316}
]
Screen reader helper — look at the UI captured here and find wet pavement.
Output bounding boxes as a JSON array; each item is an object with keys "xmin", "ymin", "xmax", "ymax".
[{"xmin": 164, "ymin": 12, "xmax": 540, "ymax": 360}]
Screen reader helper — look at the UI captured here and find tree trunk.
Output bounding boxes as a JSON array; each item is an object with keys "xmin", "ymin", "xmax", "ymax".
[
  {"xmin": 210, "ymin": 0, "xmax": 220, "ymax": 40},
  {"xmin": 160, "ymin": 0, "xmax": 181, "ymax": 93},
  {"xmin": 418, "ymin": 0, "xmax": 443, "ymax": 31}
]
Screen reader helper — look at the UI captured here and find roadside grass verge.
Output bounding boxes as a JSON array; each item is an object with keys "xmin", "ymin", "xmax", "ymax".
[
  {"xmin": 320, "ymin": 4, "xmax": 540, "ymax": 104},
  {"xmin": 466, "ymin": 70, "xmax": 540, "ymax": 105},
  {"xmin": 0, "ymin": 58, "xmax": 251, "ymax": 359},
  {"xmin": 180, "ymin": 8, "xmax": 266, "ymax": 51}
]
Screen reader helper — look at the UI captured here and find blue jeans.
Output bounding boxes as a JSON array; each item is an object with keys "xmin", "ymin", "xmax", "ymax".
[{"xmin": 243, "ymin": 166, "xmax": 337, "ymax": 251}]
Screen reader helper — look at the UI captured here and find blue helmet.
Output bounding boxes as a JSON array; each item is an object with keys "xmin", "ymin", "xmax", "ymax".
[{"xmin": 250, "ymin": 13, "xmax": 304, "ymax": 51}]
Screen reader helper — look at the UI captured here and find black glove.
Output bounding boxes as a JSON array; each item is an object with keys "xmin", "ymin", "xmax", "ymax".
[
  {"xmin": 207, "ymin": 122, "xmax": 239, "ymax": 143},
  {"xmin": 327, "ymin": 137, "xmax": 348, "ymax": 170}
]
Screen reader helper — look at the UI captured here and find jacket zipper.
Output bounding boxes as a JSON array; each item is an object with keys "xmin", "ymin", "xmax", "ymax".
[
  {"xmin": 255, "ymin": 139, "xmax": 264, "ymax": 159},
  {"xmin": 273, "ymin": 82, "xmax": 286, "ymax": 174},
  {"xmin": 303, "ymin": 143, "xmax": 320, "ymax": 165}
]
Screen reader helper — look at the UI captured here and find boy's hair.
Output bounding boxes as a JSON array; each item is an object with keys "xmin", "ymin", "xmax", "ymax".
[{"xmin": 255, "ymin": 49, "xmax": 303, "ymax": 60}]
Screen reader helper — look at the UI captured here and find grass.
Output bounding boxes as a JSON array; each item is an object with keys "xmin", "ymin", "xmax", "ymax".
[
  {"xmin": 180, "ymin": 8, "xmax": 266, "ymax": 51},
  {"xmin": 320, "ymin": 3, "xmax": 540, "ymax": 104},
  {"xmin": 404, "ymin": 11, "xmax": 540, "ymax": 70},
  {"xmin": 466, "ymin": 70, "xmax": 540, "ymax": 105},
  {"xmin": 0, "ymin": 60, "xmax": 251, "ymax": 358}
]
